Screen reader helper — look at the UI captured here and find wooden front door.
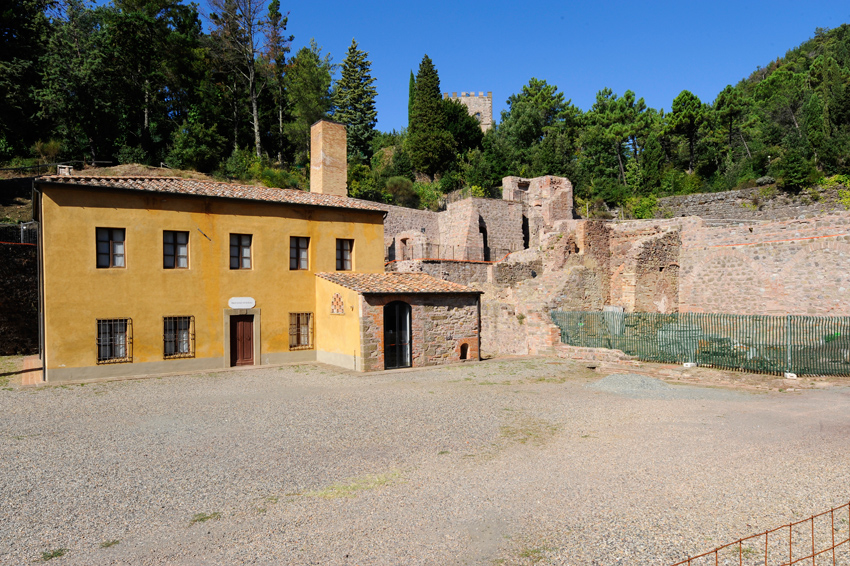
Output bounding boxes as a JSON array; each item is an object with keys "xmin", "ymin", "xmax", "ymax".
[{"xmin": 230, "ymin": 315, "xmax": 254, "ymax": 366}]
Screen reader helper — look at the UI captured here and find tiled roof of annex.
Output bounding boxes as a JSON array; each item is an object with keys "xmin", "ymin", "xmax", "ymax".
[
  {"xmin": 316, "ymin": 272, "xmax": 482, "ymax": 295},
  {"xmin": 35, "ymin": 176, "xmax": 384, "ymax": 212}
]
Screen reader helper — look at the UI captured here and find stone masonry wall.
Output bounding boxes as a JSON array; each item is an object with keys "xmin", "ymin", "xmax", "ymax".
[
  {"xmin": 390, "ymin": 259, "xmax": 491, "ymax": 284},
  {"xmin": 678, "ymin": 212, "xmax": 850, "ymax": 316},
  {"xmin": 458, "ymin": 198, "xmax": 524, "ymax": 257},
  {"xmin": 359, "ymin": 294, "xmax": 480, "ymax": 372},
  {"xmin": 655, "ymin": 186, "xmax": 850, "ymax": 221},
  {"xmin": 0, "ymin": 244, "xmax": 38, "ymax": 355}
]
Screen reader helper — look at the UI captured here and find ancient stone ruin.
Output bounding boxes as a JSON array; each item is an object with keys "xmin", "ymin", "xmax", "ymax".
[{"xmin": 379, "ymin": 175, "xmax": 850, "ymax": 360}]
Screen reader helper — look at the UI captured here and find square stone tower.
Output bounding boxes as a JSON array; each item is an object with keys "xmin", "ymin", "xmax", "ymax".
[
  {"xmin": 443, "ymin": 91, "xmax": 493, "ymax": 132},
  {"xmin": 310, "ymin": 119, "xmax": 347, "ymax": 197}
]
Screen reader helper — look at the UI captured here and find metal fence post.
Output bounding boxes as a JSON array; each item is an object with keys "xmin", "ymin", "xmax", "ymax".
[{"xmin": 787, "ymin": 314, "xmax": 792, "ymax": 374}]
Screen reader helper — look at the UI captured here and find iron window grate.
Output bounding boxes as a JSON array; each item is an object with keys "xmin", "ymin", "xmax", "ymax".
[
  {"xmin": 289, "ymin": 312, "xmax": 314, "ymax": 350},
  {"xmin": 163, "ymin": 316, "xmax": 195, "ymax": 359},
  {"xmin": 96, "ymin": 318, "xmax": 133, "ymax": 364}
]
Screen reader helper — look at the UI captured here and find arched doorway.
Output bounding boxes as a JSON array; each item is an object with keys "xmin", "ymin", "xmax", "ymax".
[
  {"xmin": 479, "ymin": 217, "xmax": 490, "ymax": 261},
  {"xmin": 384, "ymin": 301, "xmax": 412, "ymax": 369}
]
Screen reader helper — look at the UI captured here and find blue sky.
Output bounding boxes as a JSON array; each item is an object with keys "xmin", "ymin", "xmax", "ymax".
[{"xmin": 233, "ymin": 0, "xmax": 849, "ymax": 131}]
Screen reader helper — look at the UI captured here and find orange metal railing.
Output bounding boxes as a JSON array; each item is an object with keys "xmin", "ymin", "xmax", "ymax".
[{"xmin": 670, "ymin": 500, "xmax": 850, "ymax": 566}]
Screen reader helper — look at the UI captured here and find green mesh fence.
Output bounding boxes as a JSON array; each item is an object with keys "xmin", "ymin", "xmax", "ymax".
[{"xmin": 550, "ymin": 311, "xmax": 850, "ymax": 376}]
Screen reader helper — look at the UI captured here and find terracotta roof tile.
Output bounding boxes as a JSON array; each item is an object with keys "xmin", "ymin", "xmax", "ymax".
[
  {"xmin": 316, "ymin": 272, "xmax": 482, "ymax": 294},
  {"xmin": 35, "ymin": 176, "xmax": 384, "ymax": 212}
]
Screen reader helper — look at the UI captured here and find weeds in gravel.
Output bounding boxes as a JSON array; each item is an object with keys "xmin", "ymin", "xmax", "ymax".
[
  {"xmin": 305, "ymin": 471, "xmax": 401, "ymax": 499},
  {"xmin": 189, "ymin": 511, "xmax": 221, "ymax": 525},
  {"xmin": 99, "ymin": 540, "xmax": 119, "ymax": 548},
  {"xmin": 500, "ymin": 415, "xmax": 559, "ymax": 446},
  {"xmin": 40, "ymin": 548, "xmax": 68, "ymax": 561},
  {"xmin": 438, "ymin": 450, "xmax": 450, "ymax": 455},
  {"xmin": 518, "ymin": 546, "xmax": 552, "ymax": 563}
]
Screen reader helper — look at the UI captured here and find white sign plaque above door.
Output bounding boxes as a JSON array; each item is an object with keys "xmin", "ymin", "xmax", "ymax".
[{"xmin": 228, "ymin": 297, "xmax": 256, "ymax": 309}]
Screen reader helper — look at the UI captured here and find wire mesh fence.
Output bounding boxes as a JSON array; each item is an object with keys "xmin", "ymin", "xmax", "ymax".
[
  {"xmin": 385, "ymin": 243, "xmax": 517, "ymax": 262},
  {"xmin": 550, "ymin": 311, "xmax": 850, "ymax": 376},
  {"xmin": 670, "ymin": 500, "xmax": 850, "ymax": 566},
  {"xmin": 0, "ymin": 222, "xmax": 37, "ymax": 245}
]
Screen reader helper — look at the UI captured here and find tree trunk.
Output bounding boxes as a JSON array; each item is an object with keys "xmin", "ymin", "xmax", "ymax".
[
  {"xmin": 278, "ymin": 84, "xmax": 283, "ymax": 164},
  {"xmin": 232, "ymin": 79, "xmax": 239, "ymax": 152},
  {"xmin": 615, "ymin": 143, "xmax": 626, "ymax": 184},
  {"xmin": 249, "ymin": 63, "xmax": 261, "ymax": 158},
  {"xmin": 739, "ymin": 132, "xmax": 752, "ymax": 159}
]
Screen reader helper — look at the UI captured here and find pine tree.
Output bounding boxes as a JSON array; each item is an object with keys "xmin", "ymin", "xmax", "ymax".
[
  {"xmin": 332, "ymin": 39, "xmax": 378, "ymax": 161},
  {"xmin": 407, "ymin": 55, "xmax": 454, "ymax": 177}
]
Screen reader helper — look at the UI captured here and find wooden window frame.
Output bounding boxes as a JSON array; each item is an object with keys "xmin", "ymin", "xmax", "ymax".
[
  {"xmin": 163, "ymin": 231, "xmax": 189, "ymax": 269},
  {"xmin": 96, "ymin": 318, "xmax": 133, "ymax": 364},
  {"xmin": 288, "ymin": 312, "xmax": 313, "ymax": 350},
  {"xmin": 230, "ymin": 233, "xmax": 252, "ymax": 270},
  {"xmin": 96, "ymin": 228, "xmax": 126, "ymax": 268},
  {"xmin": 289, "ymin": 236, "xmax": 309, "ymax": 270},
  {"xmin": 336, "ymin": 238, "xmax": 353, "ymax": 271},
  {"xmin": 163, "ymin": 316, "xmax": 195, "ymax": 359}
]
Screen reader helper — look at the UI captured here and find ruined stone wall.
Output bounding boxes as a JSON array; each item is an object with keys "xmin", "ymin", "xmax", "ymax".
[
  {"xmin": 678, "ymin": 212, "xmax": 850, "ymax": 316},
  {"xmin": 390, "ymin": 259, "xmax": 491, "ymax": 284},
  {"xmin": 374, "ymin": 203, "xmax": 441, "ymax": 247},
  {"xmin": 0, "ymin": 244, "xmax": 38, "ymax": 355},
  {"xmin": 492, "ymin": 258, "xmax": 542, "ymax": 286},
  {"xmin": 359, "ymin": 294, "xmax": 480, "ymax": 371},
  {"xmin": 605, "ymin": 219, "xmax": 686, "ymax": 313},
  {"xmin": 463, "ymin": 198, "xmax": 524, "ymax": 256},
  {"xmin": 480, "ymin": 301, "xmax": 528, "ymax": 356},
  {"xmin": 655, "ymin": 186, "xmax": 849, "ymax": 221}
]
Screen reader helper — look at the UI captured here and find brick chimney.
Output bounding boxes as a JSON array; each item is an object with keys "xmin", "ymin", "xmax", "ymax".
[{"xmin": 310, "ymin": 119, "xmax": 347, "ymax": 197}]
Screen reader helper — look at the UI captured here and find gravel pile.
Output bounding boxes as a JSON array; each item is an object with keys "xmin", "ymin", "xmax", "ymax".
[
  {"xmin": 1, "ymin": 358, "xmax": 849, "ymax": 565},
  {"xmin": 587, "ymin": 372, "xmax": 745, "ymax": 400}
]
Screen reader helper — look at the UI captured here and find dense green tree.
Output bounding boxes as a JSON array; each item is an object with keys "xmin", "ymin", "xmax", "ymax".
[
  {"xmin": 669, "ymin": 90, "xmax": 705, "ymax": 173},
  {"xmin": 408, "ymin": 70, "xmax": 415, "ymax": 127},
  {"xmin": 0, "ymin": 0, "xmax": 52, "ymax": 158},
  {"xmin": 333, "ymin": 39, "xmax": 378, "ymax": 162},
  {"xmin": 442, "ymin": 98, "xmax": 483, "ymax": 153},
  {"xmin": 264, "ymin": 0, "xmax": 292, "ymax": 163},
  {"xmin": 407, "ymin": 55, "xmax": 454, "ymax": 176},
  {"xmin": 283, "ymin": 40, "xmax": 334, "ymax": 163}
]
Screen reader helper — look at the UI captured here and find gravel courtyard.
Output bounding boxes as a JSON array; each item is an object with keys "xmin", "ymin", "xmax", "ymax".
[{"xmin": 2, "ymin": 358, "xmax": 850, "ymax": 565}]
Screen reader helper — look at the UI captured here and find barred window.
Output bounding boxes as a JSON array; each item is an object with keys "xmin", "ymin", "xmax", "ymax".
[
  {"xmin": 336, "ymin": 239, "xmax": 353, "ymax": 271},
  {"xmin": 230, "ymin": 234, "xmax": 252, "ymax": 269},
  {"xmin": 164, "ymin": 231, "xmax": 189, "ymax": 269},
  {"xmin": 164, "ymin": 316, "xmax": 194, "ymax": 359},
  {"xmin": 96, "ymin": 228, "xmax": 125, "ymax": 268},
  {"xmin": 97, "ymin": 318, "xmax": 132, "ymax": 363},
  {"xmin": 289, "ymin": 237, "xmax": 309, "ymax": 270},
  {"xmin": 289, "ymin": 313, "xmax": 313, "ymax": 350}
]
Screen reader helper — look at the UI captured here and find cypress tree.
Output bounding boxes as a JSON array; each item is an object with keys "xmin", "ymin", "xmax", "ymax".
[
  {"xmin": 333, "ymin": 39, "xmax": 378, "ymax": 161},
  {"xmin": 407, "ymin": 55, "xmax": 455, "ymax": 177},
  {"xmin": 408, "ymin": 70, "xmax": 415, "ymax": 127}
]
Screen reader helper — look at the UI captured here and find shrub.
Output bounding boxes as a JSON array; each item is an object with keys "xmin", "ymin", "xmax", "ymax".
[
  {"xmin": 413, "ymin": 182, "xmax": 442, "ymax": 211},
  {"xmin": 756, "ymin": 176, "xmax": 775, "ymax": 186},
  {"xmin": 386, "ymin": 176, "xmax": 418, "ymax": 208},
  {"xmin": 624, "ymin": 195, "xmax": 657, "ymax": 219},
  {"xmin": 116, "ymin": 145, "xmax": 147, "ymax": 165}
]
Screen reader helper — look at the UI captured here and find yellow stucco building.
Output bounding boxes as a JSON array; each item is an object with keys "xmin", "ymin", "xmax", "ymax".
[
  {"xmin": 33, "ymin": 121, "xmax": 481, "ymax": 382},
  {"xmin": 33, "ymin": 174, "xmax": 389, "ymax": 381}
]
